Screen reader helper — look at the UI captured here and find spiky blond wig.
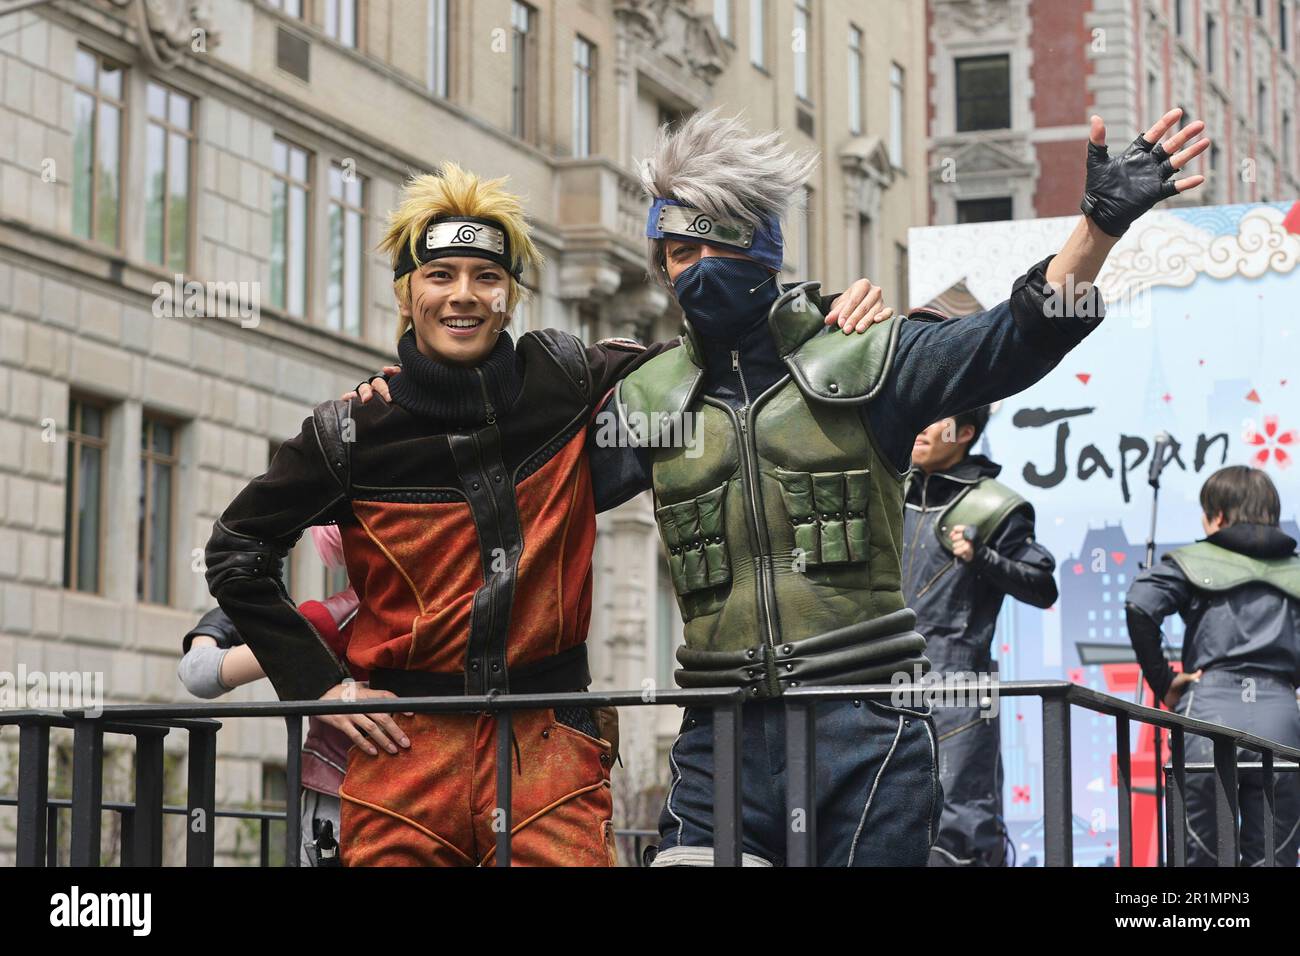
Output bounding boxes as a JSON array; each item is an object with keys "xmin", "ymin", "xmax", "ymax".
[
  {"xmin": 639, "ymin": 109, "xmax": 818, "ymax": 286},
  {"xmin": 379, "ymin": 162, "xmax": 543, "ymax": 340}
]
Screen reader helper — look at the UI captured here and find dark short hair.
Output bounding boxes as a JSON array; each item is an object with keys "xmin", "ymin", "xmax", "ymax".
[
  {"xmin": 1199, "ymin": 465, "xmax": 1281, "ymax": 527},
  {"xmin": 953, "ymin": 405, "xmax": 991, "ymax": 449}
]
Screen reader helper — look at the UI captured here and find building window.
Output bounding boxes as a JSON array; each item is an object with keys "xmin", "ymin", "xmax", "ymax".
[
  {"xmin": 1206, "ymin": 14, "xmax": 1217, "ymax": 73},
  {"xmin": 324, "ymin": 0, "xmax": 357, "ymax": 48},
  {"xmin": 511, "ymin": 1, "xmax": 537, "ymax": 142},
  {"xmin": 573, "ymin": 36, "xmax": 595, "ymax": 158},
  {"xmin": 138, "ymin": 417, "xmax": 177, "ymax": 605},
  {"xmin": 794, "ymin": 0, "xmax": 811, "ymax": 102},
  {"xmin": 857, "ymin": 213, "xmax": 873, "ymax": 280},
  {"xmin": 713, "ymin": 0, "xmax": 731, "ymax": 41},
  {"xmin": 1283, "ymin": 1, "xmax": 1290, "ymax": 53},
  {"xmin": 1175, "ymin": 0, "xmax": 1185, "ymax": 36},
  {"xmin": 848, "ymin": 26, "xmax": 863, "ymax": 135},
  {"xmin": 749, "ymin": 0, "xmax": 766, "ymax": 68},
  {"xmin": 327, "ymin": 162, "xmax": 366, "ymax": 337},
  {"xmin": 1258, "ymin": 81, "xmax": 1268, "ymax": 136},
  {"xmin": 72, "ymin": 48, "xmax": 125, "ymax": 247},
  {"xmin": 956, "ymin": 198, "xmax": 1012, "ymax": 223},
  {"xmin": 890, "ymin": 63, "xmax": 905, "ymax": 167},
  {"xmin": 271, "ymin": 137, "xmax": 312, "ymax": 316},
  {"xmin": 428, "ymin": 0, "xmax": 450, "ymax": 97},
  {"xmin": 1146, "ymin": 71, "xmax": 1159, "ymax": 120},
  {"xmin": 1256, "ymin": 0, "xmax": 1265, "ymax": 18},
  {"xmin": 63, "ymin": 398, "xmax": 107, "ymax": 594},
  {"xmin": 267, "ymin": 0, "xmax": 303, "ymax": 17},
  {"xmin": 144, "ymin": 82, "xmax": 194, "ymax": 273},
  {"xmin": 955, "ymin": 55, "xmax": 1011, "ymax": 132}
]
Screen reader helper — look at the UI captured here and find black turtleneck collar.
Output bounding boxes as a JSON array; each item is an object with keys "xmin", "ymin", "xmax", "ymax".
[
  {"xmin": 386, "ymin": 328, "xmax": 522, "ymax": 428},
  {"xmin": 1205, "ymin": 522, "xmax": 1297, "ymax": 560}
]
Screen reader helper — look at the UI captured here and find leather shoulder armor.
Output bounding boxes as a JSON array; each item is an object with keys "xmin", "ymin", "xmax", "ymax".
[
  {"xmin": 527, "ymin": 328, "xmax": 590, "ymax": 402},
  {"xmin": 312, "ymin": 399, "xmax": 353, "ymax": 494},
  {"xmin": 613, "ymin": 342, "xmax": 703, "ymax": 447},
  {"xmin": 773, "ymin": 282, "xmax": 900, "ymax": 405},
  {"xmin": 1167, "ymin": 541, "xmax": 1300, "ymax": 602},
  {"xmin": 935, "ymin": 477, "xmax": 1032, "ymax": 554}
]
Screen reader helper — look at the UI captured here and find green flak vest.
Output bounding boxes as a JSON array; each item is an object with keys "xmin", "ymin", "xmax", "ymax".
[
  {"xmin": 901, "ymin": 473, "xmax": 1032, "ymax": 555},
  {"xmin": 614, "ymin": 282, "xmax": 929, "ymax": 699},
  {"xmin": 1167, "ymin": 541, "xmax": 1300, "ymax": 602}
]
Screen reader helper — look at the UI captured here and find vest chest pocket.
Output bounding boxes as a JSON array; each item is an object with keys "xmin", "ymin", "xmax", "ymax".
[
  {"xmin": 774, "ymin": 467, "xmax": 870, "ymax": 565},
  {"xmin": 655, "ymin": 483, "xmax": 731, "ymax": 595}
]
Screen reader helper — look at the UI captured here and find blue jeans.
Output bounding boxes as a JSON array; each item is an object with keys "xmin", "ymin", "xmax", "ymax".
[{"xmin": 654, "ymin": 698, "xmax": 942, "ymax": 866}]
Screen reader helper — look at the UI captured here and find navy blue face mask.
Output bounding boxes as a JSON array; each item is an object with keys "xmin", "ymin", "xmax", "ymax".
[{"xmin": 672, "ymin": 256, "xmax": 779, "ymax": 342}]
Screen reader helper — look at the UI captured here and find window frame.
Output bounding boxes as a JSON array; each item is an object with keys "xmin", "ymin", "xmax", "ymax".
[
  {"xmin": 511, "ymin": 1, "xmax": 538, "ymax": 144},
  {"xmin": 143, "ymin": 79, "xmax": 197, "ymax": 274},
  {"xmin": 954, "ymin": 54, "xmax": 1012, "ymax": 133},
  {"xmin": 72, "ymin": 47, "xmax": 128, "ymax": 250},
  {"xmin": 270, "ymin": 136, "xmax": 314, "ymax": 318},
  {"xmin": 327, "ymin": 161, "xmax": 368, "ymax": 338},
  {"xmin": 64, "ymin": 396, "xmax": 110, "ymax": 595},
  {"xmin": 137, "ymin": 414, "xmax": 180, "ymax": 607},
  {"xmin": 572, "ymin": 35, "xmax": 596, "ymax": 158}
]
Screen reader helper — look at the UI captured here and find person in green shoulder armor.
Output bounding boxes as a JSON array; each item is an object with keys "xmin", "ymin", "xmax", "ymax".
[
  {"xmin": 1126, "ymin": 466, "xmax": 1300, "ymax": 867},
  {"xmin": 591, "ymin": 105, "xmax": 1211, "ymax": 866},
  {"xmin": 902, "ymin": 405, "xmax": 1058, "ymax": 866}
]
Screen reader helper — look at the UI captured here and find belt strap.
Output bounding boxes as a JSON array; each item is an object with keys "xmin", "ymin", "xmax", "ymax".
[{"xmin": 369, "ymin": 644, "xmax": 591, "ymax": 697}]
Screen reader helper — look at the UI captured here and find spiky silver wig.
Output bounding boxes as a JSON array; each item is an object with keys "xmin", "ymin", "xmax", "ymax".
[{"xmin": 639, "ymin": 108, "xmax": 819, "ymax": 286}]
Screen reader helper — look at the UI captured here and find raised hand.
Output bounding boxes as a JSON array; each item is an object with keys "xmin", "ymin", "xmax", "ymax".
[
  {"xmin": 824, "ymin": 278, "xmax": 896, "ymax": 334},
  {"xmin": 1080, "ymin": 108, "xmax": 1210, "ymax": 237}
]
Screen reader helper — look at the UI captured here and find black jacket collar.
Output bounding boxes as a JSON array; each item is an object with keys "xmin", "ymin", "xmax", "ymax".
[
  {"xmin": 1204, "ymin": 522, "xmax": 1297, "ymax": 560},
  {"xmin": 906, "ymin": 453, "xmax": 1001, "ymax": 506}
]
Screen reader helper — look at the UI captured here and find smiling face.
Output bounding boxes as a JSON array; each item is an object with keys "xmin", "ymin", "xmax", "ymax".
[
  {"xmin": 402, "ymin": 256, "xmax": 510, "ymax": 366},
  {"xmin": 662, "ymin": 237, "xmax": 763, "ymax": 285}
]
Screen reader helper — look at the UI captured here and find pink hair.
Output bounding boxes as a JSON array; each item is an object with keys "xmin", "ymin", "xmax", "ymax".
[{"xmin": 309, "ymin": 524, "xmax": 347, "ymax": 569}]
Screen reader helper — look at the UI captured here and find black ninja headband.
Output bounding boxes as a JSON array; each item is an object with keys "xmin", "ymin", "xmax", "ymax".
[{"xmin": 393, "ymin": 216, "xmax": 523, "ymax": 281}]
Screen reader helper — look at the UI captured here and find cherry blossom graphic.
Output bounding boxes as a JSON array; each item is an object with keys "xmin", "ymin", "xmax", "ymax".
[
  {"xmin": 1244, "ymin": 414, "xmax": 1297, "ymax": 468},
  {"xmin": 1068, "ymin": 668, "xmax": 1085, "ymax": 684},
  {"xmin": 1076, "ymin": 373, "xmax": 1091, "ymax": 385},
  {"xmin": 1012, "ymin": 785, "xmax": 1031, "ymax": 804}
]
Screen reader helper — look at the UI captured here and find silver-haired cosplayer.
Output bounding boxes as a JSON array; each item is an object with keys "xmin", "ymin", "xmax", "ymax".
[{"xmin": 589, "ymin": 106, "xmax": 1210, "ymax": 866}]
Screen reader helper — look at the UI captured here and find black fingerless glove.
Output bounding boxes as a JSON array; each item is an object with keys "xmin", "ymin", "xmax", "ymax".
[
  {"xmin": 1079, "ymin": 135, "xmax": 1179, "ymax": 237},
  {"xmin": 353, "ymin": 370, "xmax": 393, "ymax": 394}
]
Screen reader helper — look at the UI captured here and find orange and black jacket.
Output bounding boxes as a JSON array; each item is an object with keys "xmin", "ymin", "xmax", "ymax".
[{"xmin": 204, "ymin": 328, "xmax": 664, "ymax": 702}]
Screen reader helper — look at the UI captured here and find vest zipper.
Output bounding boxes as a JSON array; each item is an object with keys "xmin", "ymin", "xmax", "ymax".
[{"xmin": 728, "ymin": 352, "xmax": 779, "ymax": 691}]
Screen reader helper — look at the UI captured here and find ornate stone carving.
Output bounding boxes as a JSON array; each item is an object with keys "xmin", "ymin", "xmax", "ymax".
[
  {"xmin": 104, "ymin": 0, "xmax": 220, "ymax": 68},
  {"xmin": 933, "ymin": 0, "xmax": 1015, "ymax": 38},
  {"xmin": 614, "ymin": 0, "xmax": 728, "ymax": 86}
]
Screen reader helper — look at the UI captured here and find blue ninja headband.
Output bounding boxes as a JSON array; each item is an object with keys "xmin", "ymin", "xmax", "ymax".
[{"xmin": 645, "ymin": 198, "xmax": 784, "ymax": 273}]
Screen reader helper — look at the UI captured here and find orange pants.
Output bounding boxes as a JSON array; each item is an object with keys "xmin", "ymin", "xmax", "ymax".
[{"xmin": 338, "ymin": 708, "xmax": 616, "ymax": 866}]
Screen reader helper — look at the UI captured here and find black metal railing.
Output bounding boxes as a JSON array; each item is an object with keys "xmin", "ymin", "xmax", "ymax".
[{"xmin": 1, "ymin": 680, "xmax": 1296, "ymax": 867}]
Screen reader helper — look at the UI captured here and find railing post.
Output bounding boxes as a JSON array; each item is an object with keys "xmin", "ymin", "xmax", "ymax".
[
  {"xmin": 186, "ymin": 724, "xmax": 218, "ymax": 866},
  {"xmin": 1041, "ymin": 695, "xmax": 1072, "ymax": 867},
  {"xmin": 1166, "ymin": 727, "xmax": 1187, "ymax": 867},
  {"xmin": 284, "ymin": 715, "xmax": 302, "ymax": 868},
  {"xmin": 16, "ymin": 720, "xmax": 50, "ymax": 867},
  {"xmin": 1115, "ymin": 714, "xmax": 1132, "ymax": 868},
  {"xmin": 712, "ymin": 701, "xmax": 743, "ymax": 867},
  {"xmin": 131, "ymin": 729, "xmax": 166, "ymax": 866},
  {"xmin": 495, "ymin": 709, "xmax": 513, "ymax": 867},
  {"xmin": 784, "ymin": 700, "xmax": 817, "ymax": 867},
  {"xmin": 1211, "ymin": 735, "xmax": 1240, "ymax": 867},
  {"xmin": 1261, "ymin": 749, "xmax": 1275, "ymax": 868},
  {"xmin": 46, "ymin": 805, "xmax": 58, "ymax": 867},
  {"xmin": 69, "ymin": 718, "xmax": 104, "ymax": 866}
]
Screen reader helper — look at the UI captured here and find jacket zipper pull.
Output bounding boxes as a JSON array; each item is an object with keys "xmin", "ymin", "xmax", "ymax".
[
  {"xmin": 731, "ymin": 350, "xmax": 740, "ymax": 372},
  {"xmin": 475, "ymin": 368, "xmax": 497, "ymax": 425}
]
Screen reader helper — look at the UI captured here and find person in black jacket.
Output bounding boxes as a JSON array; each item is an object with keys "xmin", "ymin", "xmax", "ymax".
[
  {"xmin": 1126, "ymin": 466, "xmax": 1300, "ymax": 866},
  {"xmin": 903, "ymin": 405, "xmax": 1058, "ymax": 866}
]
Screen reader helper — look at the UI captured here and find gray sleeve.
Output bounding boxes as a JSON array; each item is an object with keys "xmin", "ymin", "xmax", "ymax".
[{"xmin": 177, "ymin": 644, "xmax": 234, "ymax": 699}]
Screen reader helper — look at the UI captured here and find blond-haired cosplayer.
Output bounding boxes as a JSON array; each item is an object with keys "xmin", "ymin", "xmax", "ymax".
[{"xmin": 208, "ymin": 154, "xmax": 884, "ymax": 866}]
